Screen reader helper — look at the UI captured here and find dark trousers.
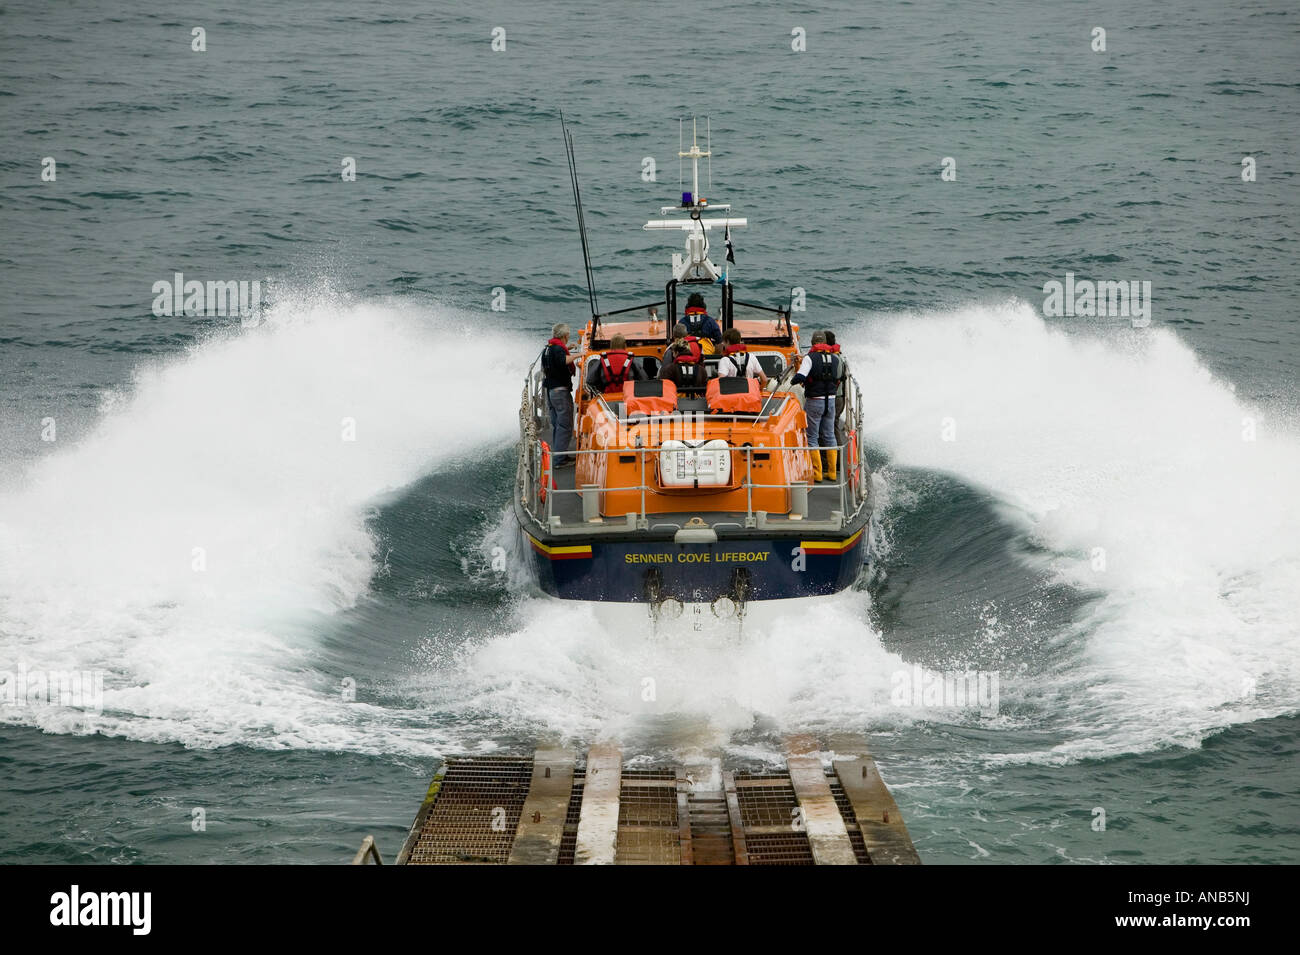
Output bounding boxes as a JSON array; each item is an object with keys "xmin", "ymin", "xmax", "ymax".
[{"xmin": 547, "ymin": 386, "xmax": 574, "ymax": 465}]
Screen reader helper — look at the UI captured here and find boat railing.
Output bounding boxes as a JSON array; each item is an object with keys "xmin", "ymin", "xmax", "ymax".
[
  {"xmin": 518, "ymin": 437, "xmax": 870, "ymax": 538},
  {"xmin": 579, "ymin": 387, "xmax": 795, "ymax": 427},
  {"xmin": 518, "ymin": 356, "xmax": 872, "ymax": 538}
]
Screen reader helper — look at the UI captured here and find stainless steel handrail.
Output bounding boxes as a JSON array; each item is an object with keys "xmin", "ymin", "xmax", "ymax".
[
  {"xmin": 522, "ymin": 438, "xmax": 868, "ymax": 533},
  {"xmin": 521, "ymin": 356, "xmax": 870, "ymax": 534}
]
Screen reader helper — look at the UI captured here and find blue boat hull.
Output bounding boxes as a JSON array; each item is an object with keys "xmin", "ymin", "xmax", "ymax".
[{"xmin": 521, "ymin": 525, "xmax": 870, "ymax": 603}]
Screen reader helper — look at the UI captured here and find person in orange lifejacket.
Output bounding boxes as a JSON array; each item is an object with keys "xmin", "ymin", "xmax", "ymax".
[
  {"xmin": 585, "ymin": 333, "xmax": 645, "ymax": 394},
  {"xmin": 660, "ymin": 322, "xmax": 704, "ymax": 365},
  {"xmin": 792, "ymin": 331, "xmax": 843, "ymax": 482},
  {"xmin": 823, "ymin": 329, "xmax": 850, "ymax": 436},
  {"xmin": 658, "ymin": 337, "xmax": 707, "ymax": 392},
  {"xmin": 682, "ymin": 292, "xmax": 722, "ymax": 351},
  {"xmin": 716, "ymin": 328, "xmax": 769, "ymax": 389}
]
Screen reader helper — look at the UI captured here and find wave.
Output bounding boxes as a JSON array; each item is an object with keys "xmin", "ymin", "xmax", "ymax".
[
  {"xmin": 422, "ymin": 300, "xmax": 1300, "ymax": 765},
  {"xmin": 853, "ymin": 300, "xmax": 1300, "ymax": 762},
  {"xmin": 0, "ymin": 288, "xmax": 531, "ymax": 752}
]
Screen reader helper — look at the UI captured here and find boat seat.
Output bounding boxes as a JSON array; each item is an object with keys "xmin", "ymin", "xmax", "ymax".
[{"xmin": 675, "ymin": 397, "xmax": 710, "ymax": 414}]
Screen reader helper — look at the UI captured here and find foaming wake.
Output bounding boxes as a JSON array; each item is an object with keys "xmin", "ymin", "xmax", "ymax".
[
  {"xmin": 850, "ymin": 300, "xmax": 1300, "ymax": 762},
  {"xmin": 407, "ymin": 587, "xmax": 911, "ymax": 755},
  {"xmin": 0, "ymin": 289, "xmax": 531, "ymax": 752},
  {"xmin": 402, "ymin": 300, "xmax": 1296, "ymax": 765}
]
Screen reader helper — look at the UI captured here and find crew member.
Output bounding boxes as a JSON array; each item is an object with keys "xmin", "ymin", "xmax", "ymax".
[
  {"xmin": 658, "ymin": 337, "xmax": 707, "ymax": 393},
  {"xmin": 716, "ymin": 328, "xmax": 769, "ymax": 389},
  {"xmin": 585, "ymin": 332, "xmax": 645, "ymax": 394},
  {"xmin": 823, "ymin": 329, "xmax": 850, "ymax": 434},
  {"xmin": 791, "ymin": 331, "xmax": 842, "ymax": 482},
  {"xmin": 541, "ymin": 323, "xmax": 577, "ymax": 468},
  {"xmin": 682, "ymin": 292, "xmax": 722, "ymax": 352},
  {"xmin": 660, "ymin": 322, "xmax": 704, "ymax": 364}
]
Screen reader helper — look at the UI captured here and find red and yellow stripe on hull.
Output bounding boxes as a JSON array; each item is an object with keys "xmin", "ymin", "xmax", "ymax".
[
  {"xmin": 527, "ymin": 535, "xmax": 593, "ymax": 561},
  {"xmin": 799, "ymin": 528, "xmax": 864, "ymax": 556}
]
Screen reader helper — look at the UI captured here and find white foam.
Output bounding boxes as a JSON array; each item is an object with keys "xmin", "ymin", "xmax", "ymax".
[
  {"xmin": 851, "ymin": 300, "xmax": 1300, "ymax": 761},
  {"xmin": 406, "ymin": 588, "xmax": 911, "ymax": 751},
  {"xmin": 8, "ymin": 292, "xmax": 1291, "ymax": 766},
  {"xmin": 0, "ymin": 290, "xmax": 529, "ymax": 753},
  {"xmin": 387, "ymin": 300, "xmax": 1299, "ymax": 765}
]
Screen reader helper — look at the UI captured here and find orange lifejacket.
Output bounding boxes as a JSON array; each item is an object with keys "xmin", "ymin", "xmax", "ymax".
[
  {"xmin": 624, "ymin": 378, "xmax": 678, "ymax": 415},
  {"xmin": 539, "ymin": 442, "xmax": 552, "ymax": 503},
  {"xmin": 600, "ymin": 350, "xmax": 634, "ymax": 393},
  {"xmin": 706, "ymin": 376, "xmax": 762, "ymax": 414}
]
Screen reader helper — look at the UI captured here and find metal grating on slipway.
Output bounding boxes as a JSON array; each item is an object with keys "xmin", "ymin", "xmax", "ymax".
[
  {"xmin": 732, "ymin": 771, "xmax": 816, "ymax": 865},
  {"xmin": 734, "ymin": 774, "xmax": 802, "ymax": 829},
  {"xmin": 743, "ymin": 832, "xmax": 817, "ymax": 865},
  {"xmin": 556, "ymin": 771, "xmax": 585, "ymax": 865},
  {"xmin": 405, "ymin": 756, "xmax": 533, "ymax": 865},
  {"xmin": 828, "ymin": 771, "xmax": 872, "ymax": 865},
  {"xmin": 616, "ymin": 769, "xmax": 680, "ymax": 865},
  {"xmin": 391, "ymin": 739, "xmax": 918, "ymax": 865}
]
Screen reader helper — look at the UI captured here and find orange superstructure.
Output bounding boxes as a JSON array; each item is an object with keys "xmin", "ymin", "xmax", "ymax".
[{"xmin": 571, "ymin": 320, "xmax": 814, "ymax": 519}]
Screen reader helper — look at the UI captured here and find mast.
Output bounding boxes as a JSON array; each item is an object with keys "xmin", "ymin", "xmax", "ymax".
[
  {"xmin": 678, "ymin": 117, "xmax": 710, "ymax": 206},
  {"xmin": 645, "ymin": 116, "xmax": 746, "ymax": 284}
]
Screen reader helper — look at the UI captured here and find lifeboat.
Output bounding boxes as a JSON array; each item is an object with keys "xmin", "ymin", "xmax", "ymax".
[{"xmin": 514, "ymin": 118, "xmax": 874, "ymax": 616}]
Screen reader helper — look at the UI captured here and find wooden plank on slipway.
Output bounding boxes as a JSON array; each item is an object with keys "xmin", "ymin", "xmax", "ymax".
[
  {"xmin": 831, "ymin": 755, "xmax": 921, "ymax": 865},
  {"xmin": 507, "ymin": 748, "xmax": 576, "ymax": 865},
  {"xmin": 785, "ymin": 753, "xmax": 858, "ymax": 866},
  {"xmin": 828, "ymin": 734, "xmax": 921, "ymax": 865},
  {"xmin": 574, "ymin": 743, "xmax": 622, "ymax": 865}
]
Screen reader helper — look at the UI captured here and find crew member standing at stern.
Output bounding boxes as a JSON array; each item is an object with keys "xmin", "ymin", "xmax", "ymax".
[
  {"xmin": 791, "ymin": 330, "xmax": 842, "ymax": 482},
  {"xmin": 541, "ymin": 323, "xmax": 578, "ymax": 468}
]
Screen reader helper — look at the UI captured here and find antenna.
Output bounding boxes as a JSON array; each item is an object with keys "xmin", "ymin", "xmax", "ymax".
[
  {"xmin": 678, "ymin": 118, "xmax": 683, "ymax": 192},
  {"xmin": 560, "ymin": 112, "xmax": 599, "ymax": 323},
  {"xmin": 707, "ymin": 116, "xmax": 711, "ymax": 192},
  {"xmin": 678, "ymin": 115, "xmax": 711, "ymax": 206}
]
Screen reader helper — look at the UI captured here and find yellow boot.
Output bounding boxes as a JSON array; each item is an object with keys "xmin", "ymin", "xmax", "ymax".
[
  {"xmin": 826, "ymin": 450, "xmax": 839, "ymax": 482},
  {"xmin": 809, "ymin": 449, "xmax": 823, "ymax": 483}
]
